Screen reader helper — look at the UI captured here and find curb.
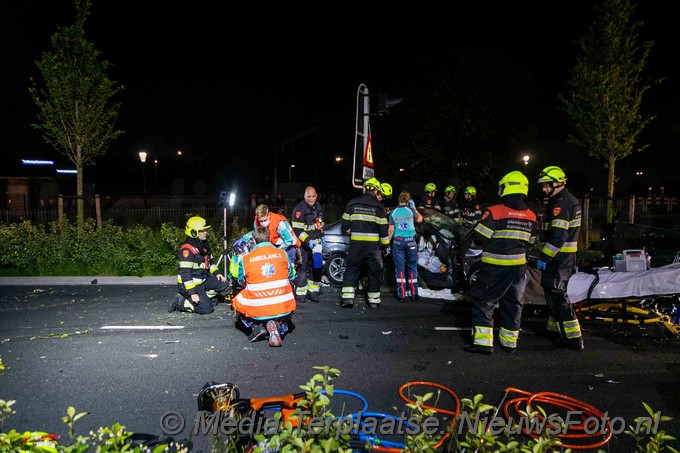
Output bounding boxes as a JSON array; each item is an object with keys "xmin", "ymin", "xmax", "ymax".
[{"xmin": 0, "ymin": 276, "xmax": 175, "ymax": 286}]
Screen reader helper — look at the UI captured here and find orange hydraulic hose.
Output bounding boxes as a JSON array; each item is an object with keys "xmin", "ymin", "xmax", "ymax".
[
  {"xmin": 388, "ymin": 381, "xmax": 461, "ymax": 453},
  {"xmin": 501, "ymin": 387, "xmax": 612, "ymax": 450}
]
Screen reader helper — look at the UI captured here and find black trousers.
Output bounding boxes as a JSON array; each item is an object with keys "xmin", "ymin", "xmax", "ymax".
[
  {"xmin": 540, "ymin": 253, "xmax": 578, "ymax": 323},
  {"xmin": 469, "ymin": 263, "xmax": 527, "ymax": 331},
  {"xmin": 342, "ymin": 242, "xmax": 383, "ymax": 294},
  {"xmin": 179, "ymin": 274, "xmax": 230, "ymax": 314}
]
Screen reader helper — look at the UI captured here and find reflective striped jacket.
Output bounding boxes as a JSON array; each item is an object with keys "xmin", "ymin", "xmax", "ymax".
[
  {"xmin": 176, "ymin": 237, "xmax": 220, "ymax": 295},
  {"xmin": 341, "ymin": 192, "xmax": 390, "ymax": 246},
  {"xmin": 474, "ymin": 201, "xmax": 538, "ymax": 266},
  {"xmin": 232, "ymin": 242, "xmax": 296, "ymax": 319},
  {"xmin": 539, "ymin": 187, "xmax": 582, "ymax": 261},
  {"xmin": 291, "ymin": 200, "xmax": 324, "ymax": 246}
]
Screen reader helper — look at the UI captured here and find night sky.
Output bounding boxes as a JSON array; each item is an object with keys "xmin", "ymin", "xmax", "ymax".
[{"xmin": 2, "ymin": 1, "xmax": 679, "ymax": 199}]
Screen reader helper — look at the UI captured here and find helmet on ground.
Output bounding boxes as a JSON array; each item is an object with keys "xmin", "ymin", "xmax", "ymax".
[
  {"xmin": 424, "ymin": 183, "xmax": 437, "ymax": 193},
  {"xmin": 498, "ymin": 171, "xmax": 529, "ymax": 197},
  {"xmin": 464, "ymin": 186, "xmax": 477, "ymax": 196},
  {"xmin": 380, "ymin": 183, "xmax": 393, "ymax": 199},
  {"xmin": 364, "ymin": 177, "xmax": 381, "ymax": 191},
  {"xmin": 185, "ymin": 216, "xmax": 210, "ymax": 238},
  {"xmin": 537, "ymin": 166, "xmax": 567, "ymax": 184},
  {"xmin": 445, "ymin": 185, "xmax": 456, "ymax": 195}
]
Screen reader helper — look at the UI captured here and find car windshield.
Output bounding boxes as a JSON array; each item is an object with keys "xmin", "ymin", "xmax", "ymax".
[{"xmin": 418, "ymin": 207, "xmax": 461, "ymax": 240}]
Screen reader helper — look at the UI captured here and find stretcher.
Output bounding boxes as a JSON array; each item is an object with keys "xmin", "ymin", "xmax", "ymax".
[{"xmin": 524, "ymin": 263, "xmax": 680, "ymax": 337}]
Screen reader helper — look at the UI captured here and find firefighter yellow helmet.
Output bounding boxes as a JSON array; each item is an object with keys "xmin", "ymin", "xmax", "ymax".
[
  {"xmin": 364, "ymin": 177, "xmax": 381, "ymax": 191},
  {"xmin": 424, "ymin": 183, "xmax": 437, "ymax": 193},
  {"xmin": 185, "ymin": 216, "xmax": 211, "ymax": 238},
  {"xmin": 445, "ymin": 185, "xmax": 456, "ymax": 195},
  {"xmin": 498, "ymin": 171, "xmax": 529, "ymax": 197},
  {"xmin": 464, "ymin": 186, "xmax": 477, "ymax": 196},
  {"xmin": 537, "ymin": 166, "xmax": 567, "ymax": 184},
  {"xmin": 380, "ymin": 183, "xmax": 393, "ymax": 199}
]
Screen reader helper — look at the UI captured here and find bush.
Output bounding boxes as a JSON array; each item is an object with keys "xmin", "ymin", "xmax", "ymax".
[{"xmin": 0, "ymin": 216, "xmax": 250, "ymax": 277}]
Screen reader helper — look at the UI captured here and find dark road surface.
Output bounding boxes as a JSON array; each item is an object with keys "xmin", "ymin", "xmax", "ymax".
[{"xmin": 0, "ymin": 279, "xmax": 678, "ymax": 452}]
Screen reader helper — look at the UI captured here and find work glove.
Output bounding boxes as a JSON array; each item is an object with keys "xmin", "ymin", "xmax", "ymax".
[
  {"xmin": 408, "ymin": 199, "xmax": 416, "ymax": 210},
  {"xmin": 382, "ymin": 246, "xmax": 391, "ymax": 257},
  {"xmin": 536, "ymin": 260, "xmax": 547, "ymax": 271}
]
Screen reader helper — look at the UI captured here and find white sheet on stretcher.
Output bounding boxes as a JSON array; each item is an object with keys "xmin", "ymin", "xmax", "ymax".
[{"xmin": 567, "ymin": 262, "xmax": 680, "ymax": 303}]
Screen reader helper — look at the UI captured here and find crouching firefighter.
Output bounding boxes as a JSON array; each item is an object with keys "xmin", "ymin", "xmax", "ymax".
[
  {"xmin": 464, "ymin": 171, "xmax": 538, "ymax": 354},
  {"xmin": 169, "ymin": 216, "xmax": 231, "ymax": 314}
]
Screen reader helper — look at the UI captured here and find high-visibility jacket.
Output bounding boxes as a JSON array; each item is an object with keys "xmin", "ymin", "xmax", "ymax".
[
  {"xmin": 176, "ymin": 237, "xmax": 221, "ymax": 295},
  {"xmin": 253, "ymin": 212, "xmax": 301, "ymax": 250},
  {"xmin": 460, "ymin": 197, "xmax": 482, "ymax": 225},
  {"xmin": 442, "ymin": 197, "xmax": 460, "ymax": 221},
  {"xmin": 291, "ymin": 200, "xmax": 324, "ymax": 246},
  {"xmin": 473, "ymin": 200, "xmax": 538, "ymax": 266},
  {"xmin": 538, "ymin": 187, "xmax": 582, "ymax": 261},
  {"xmin": 341, "ymin": 192, "xmax": 389, "ymax": 246},
  {"xmin": 232, "ymin": 242, "xmax": 296, "ymax": 319},
  {"xmin": 419, "ymin": 194, "xmax": 442, "ymax": 211}
]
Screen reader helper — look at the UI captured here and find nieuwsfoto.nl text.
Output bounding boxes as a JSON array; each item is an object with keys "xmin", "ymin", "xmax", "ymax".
[{"xmin": 158, "ymin": 410, "xmax": 663, "ymax": 438}]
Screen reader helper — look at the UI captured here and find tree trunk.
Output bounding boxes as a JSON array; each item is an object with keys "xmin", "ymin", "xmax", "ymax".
[
  {"xmin": 606, "ymin": 157, "xmax": 616, "ymax": 223},
  {"xmin": 76, "ymin": 143, "xmax": 84, "ymax": 229}
]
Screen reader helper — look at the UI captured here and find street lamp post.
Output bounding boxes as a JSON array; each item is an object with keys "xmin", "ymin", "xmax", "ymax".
[
  {"xmin": 219, "ymin": 192, "xmax": 236, "ymax": 277},
  {"xmin": 138, "ymin": 151, "xmax": 147, "ymax": 205},
  {"xmin": 289, "ymin": 164, "xmax": 295, "ymax": 182},
  {"xmin": 153, "ymin": 159, "xmax": 158, "ymax": 187}
]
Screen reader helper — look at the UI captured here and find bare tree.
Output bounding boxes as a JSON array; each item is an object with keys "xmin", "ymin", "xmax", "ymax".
[
  {"xmin": 28, "ymin": 0, "xmax": 123, "ymax": 228},
  {"xmin": 560, "ymin": 0, "xmax": 663, "ymax": 222}
]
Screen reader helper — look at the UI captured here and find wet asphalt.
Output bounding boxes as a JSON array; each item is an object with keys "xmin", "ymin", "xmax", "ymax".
[{"xmin": 0, "ymin": 277, "xmax": 678, "ymax": 452}]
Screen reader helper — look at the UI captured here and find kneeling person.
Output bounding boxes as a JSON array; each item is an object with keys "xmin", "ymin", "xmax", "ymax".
[
  {"xmin": 170, "ymin": 216, "xmax": 231, "ymax": 314},
  {"xmin": 232, "ymin": 227, "xmax": 297, "ymax": 347}
]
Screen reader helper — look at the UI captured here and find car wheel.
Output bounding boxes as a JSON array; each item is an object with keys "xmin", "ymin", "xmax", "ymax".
[{"xmin": 324, "ymin": 252, "xmax": 346, "ymax": 286}]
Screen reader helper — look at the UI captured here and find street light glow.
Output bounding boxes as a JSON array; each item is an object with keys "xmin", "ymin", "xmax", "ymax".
[{"xmin": 138, "ymin": 151, "xmax": 148, "ymax": 163}]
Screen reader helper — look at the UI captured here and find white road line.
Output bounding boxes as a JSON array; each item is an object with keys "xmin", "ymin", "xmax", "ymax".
[{"xmin": 101, "ymin": 326, "xmax": 185, "ymax": 330}]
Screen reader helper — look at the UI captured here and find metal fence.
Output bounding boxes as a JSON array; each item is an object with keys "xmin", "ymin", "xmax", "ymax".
[
  {"xmin": 1, "ymin": 193, "xmax": 678, "ymax": 241},
  {"xmin": 0, "ymin": 195, "xmax": 345, "ymax": 230}
]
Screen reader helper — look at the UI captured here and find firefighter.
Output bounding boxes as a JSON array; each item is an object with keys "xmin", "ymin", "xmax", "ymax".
[
  {"xmin": 340, "ymin": 177, "xmax": 390, "ymax": 309},
  {"xmin": 232, "ymin": 227, "xmax": 297, "ymax": 347},
  {"xmin": 170, "ymin": 216, "xmax": 231, "ymax": 314},
  {"xmin": 535, "ymin": 166, "xmax": 584, "ymax": 350},
  {"xmin": 464, "ymin": 171, "xmax": 538, "ymax": 354},
  {"xmin": 460, "ymin": 186, "xmax": 482, "ymax": 227},
  {"xmin": 419, "ymin": 182, "xmax": 441, "ymax": 210},
  {"xmin": 379, "ymin": 182, "xmax": 393, "ymax": 215},
  {"xmin": 291, "ymin": 186, "xmax": 325, "ymax": 303},
  {"xmin": 442, "ymin": 185, "xmax": 460, "ymax": 222}
]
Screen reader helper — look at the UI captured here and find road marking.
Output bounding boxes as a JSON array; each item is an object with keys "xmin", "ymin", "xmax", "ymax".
[
  {"xmin": 101, "ymin": 326, "xmax": 185, "ymax": 330},
  {"xmin": 434, "ymin": 326, "xmax": 470, "ymax": 331}
]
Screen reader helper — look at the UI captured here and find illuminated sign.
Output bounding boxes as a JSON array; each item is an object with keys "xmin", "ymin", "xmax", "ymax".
[{"xmin": 22, "ymin": 159, "xmax": 54, "ymax": 166}]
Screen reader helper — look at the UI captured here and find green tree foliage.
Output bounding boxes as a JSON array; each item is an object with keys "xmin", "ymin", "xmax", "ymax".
[
  {"xmin": 28, "ymin": 0, "xmax": 124, "ymax": 229},
  {"xmin": 560, "ymin": 0, "xmax": 663, "ymax": 222}
]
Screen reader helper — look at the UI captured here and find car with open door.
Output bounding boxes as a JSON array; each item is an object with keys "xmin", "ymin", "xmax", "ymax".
[{"xmin": 321, "ymin": 207, "xmax": 481, "ymax": 292}]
